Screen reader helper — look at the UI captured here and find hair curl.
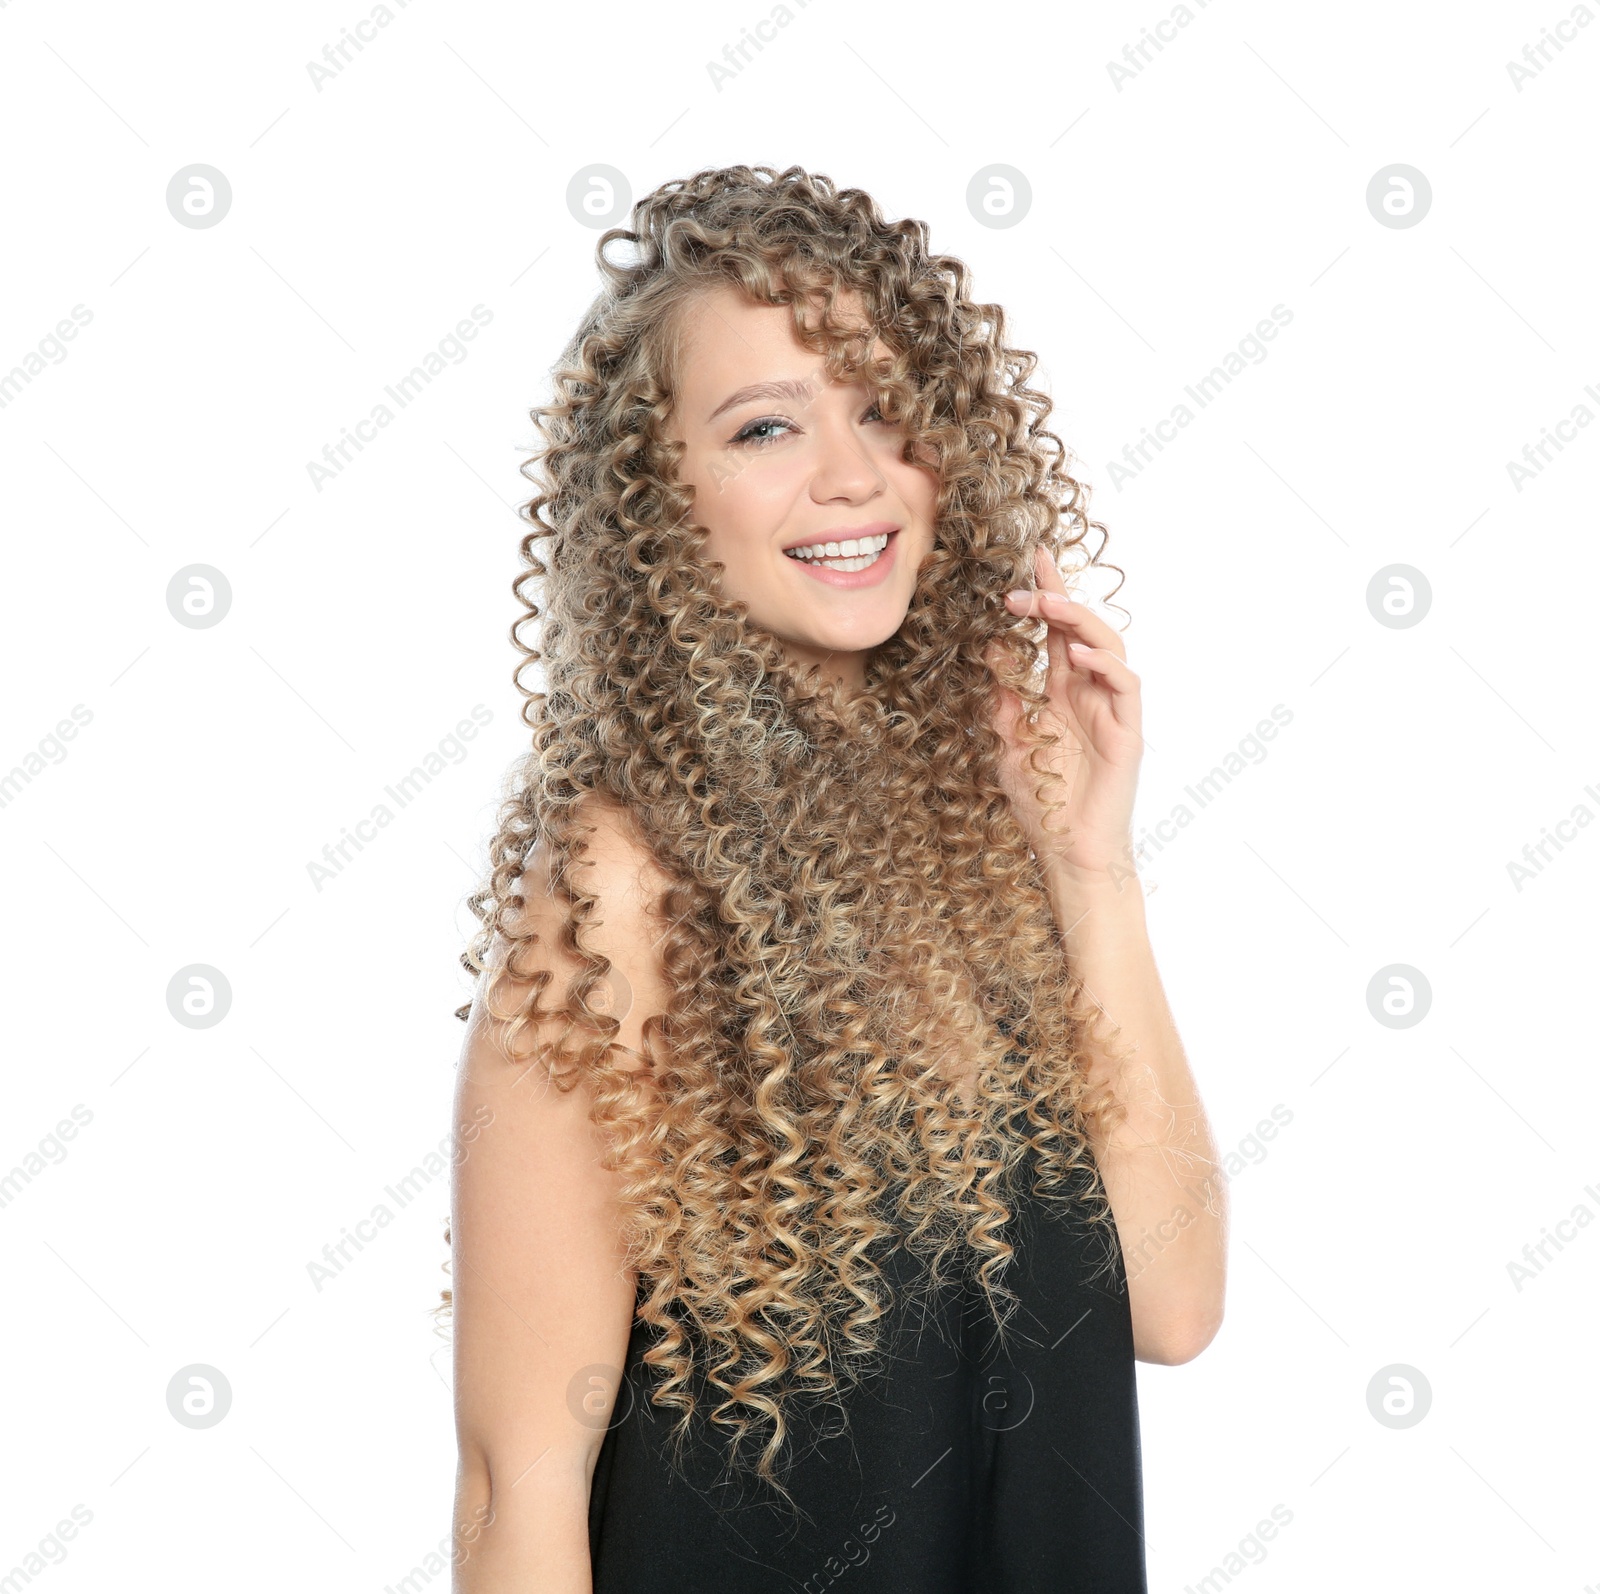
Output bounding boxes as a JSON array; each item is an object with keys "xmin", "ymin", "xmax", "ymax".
[{"xmin": 435, "ymin": 163, "xmax": 1135, "ymax": 1501}]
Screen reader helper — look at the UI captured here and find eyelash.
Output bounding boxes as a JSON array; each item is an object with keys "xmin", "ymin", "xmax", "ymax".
[{"xmin": 731, "ymin": 402, "xmax": 888, "ymax": 449}]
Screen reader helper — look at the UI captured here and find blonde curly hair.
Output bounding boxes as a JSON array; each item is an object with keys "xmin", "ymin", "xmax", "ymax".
[{"xmin": 439, "ymin": 163, "xmax": 1134, "ymax": 1496}]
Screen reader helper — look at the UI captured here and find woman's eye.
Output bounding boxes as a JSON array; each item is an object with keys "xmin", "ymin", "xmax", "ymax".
[
  {"xmin": 732, "ymin": 417, "xmax": 791, "ymax": 447},
  {"xmin": 732, "ymin": 403, "xmax": 889, "ymax": 449}
]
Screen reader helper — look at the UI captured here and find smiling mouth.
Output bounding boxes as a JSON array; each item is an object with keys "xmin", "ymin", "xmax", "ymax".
[{"xmin": 783, "ymin": 530, "xmax": 895, "ymax": 571}]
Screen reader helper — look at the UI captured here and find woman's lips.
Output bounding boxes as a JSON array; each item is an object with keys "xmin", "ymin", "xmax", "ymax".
[{"xmin": 784, "ymin": 528, "xmax": 900, "ymax": 589}]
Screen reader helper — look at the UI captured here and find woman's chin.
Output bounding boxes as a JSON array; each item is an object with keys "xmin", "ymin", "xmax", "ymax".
[{"xmin": 770, "ymin": 611, "xmax": 907, "ymax": 655}]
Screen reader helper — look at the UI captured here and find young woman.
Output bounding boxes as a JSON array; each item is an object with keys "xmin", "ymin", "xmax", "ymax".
[{"xmin": 441, "ymin": 164, "xmax": 1227, "ymax": 1593}]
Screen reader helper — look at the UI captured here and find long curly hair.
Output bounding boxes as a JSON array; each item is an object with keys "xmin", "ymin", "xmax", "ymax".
[{"xmin": 438, "ymin": 163, "xmax": 1135, "ymax": 1498}]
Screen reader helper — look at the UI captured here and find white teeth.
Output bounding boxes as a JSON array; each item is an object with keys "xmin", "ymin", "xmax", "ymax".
[{"xmin": 784, "ymin": 532, "xmax": 891, "ymax": 568}]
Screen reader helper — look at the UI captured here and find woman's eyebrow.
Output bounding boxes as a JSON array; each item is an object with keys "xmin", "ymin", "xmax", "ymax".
[{"xmin": 705, "ymin": 377, "xmax": 817, "ymax": 424}]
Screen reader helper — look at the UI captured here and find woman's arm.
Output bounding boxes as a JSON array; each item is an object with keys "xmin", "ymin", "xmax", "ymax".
[
  {"xmin": 985, "ymin": 552, "xmax": 1228, "ymax": 1367},
  {"xmin": 450, "ymin": 806, "xmax": 674, "ymax": 1591},
  {"xmin": 1044, "ymin": 860, "xmax": 1228, "ymax": 1366}
]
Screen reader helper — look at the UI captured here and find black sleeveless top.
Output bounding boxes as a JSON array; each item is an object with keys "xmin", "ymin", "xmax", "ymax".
[{"xmin": 586, "ymin": 1054, "xmax": 1148, "ymax": 1594}]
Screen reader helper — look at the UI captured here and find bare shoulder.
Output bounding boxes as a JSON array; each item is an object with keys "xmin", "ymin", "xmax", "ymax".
[
  {"xmin": 481, "ymin": 792, "xmax": 677, "ymax": 1077},
  {"xmin": 536, "ymin": 792, "xmax": 675, "ymax": 923},
  {"xmin": 449, "ymin": 794, "xmax": 676, "ymax": 1497}
]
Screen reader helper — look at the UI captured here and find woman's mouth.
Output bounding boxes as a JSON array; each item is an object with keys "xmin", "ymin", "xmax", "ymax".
[{"xmin": 782, "ymin": 529, "xmax": 898, "ymax": 584}]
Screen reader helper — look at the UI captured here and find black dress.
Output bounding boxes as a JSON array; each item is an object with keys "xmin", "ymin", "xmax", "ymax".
[{"xmin": 587, "ymin": 1093, "xmax": 1148, "ymax": 1593}]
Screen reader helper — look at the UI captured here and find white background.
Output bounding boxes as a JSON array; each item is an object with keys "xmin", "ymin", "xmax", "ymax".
[{"xmin": 1, "ymin": 1, "xmax": 1595, "ymax": 1589}]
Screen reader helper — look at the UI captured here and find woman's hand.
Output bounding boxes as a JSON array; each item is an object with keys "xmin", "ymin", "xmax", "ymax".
[{"xmin": 983, "ymin": 546, "xmax": 1145, "ymax": 886}]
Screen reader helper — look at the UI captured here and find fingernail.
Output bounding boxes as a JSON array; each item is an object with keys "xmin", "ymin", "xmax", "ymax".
[{"xmin": 1004, "ymin": 589, "xmax": 1030, "ymax": 603}]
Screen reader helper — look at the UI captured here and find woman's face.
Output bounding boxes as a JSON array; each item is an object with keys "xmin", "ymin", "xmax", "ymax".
[{"xmin": 663, "ymin": 284, "xmax": 940, "ymax": 694}]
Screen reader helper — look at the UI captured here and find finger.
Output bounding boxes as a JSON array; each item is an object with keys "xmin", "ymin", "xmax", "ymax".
[
  {"xmin": 1005, "ymin": 587, "xmax": 1085, "ymax": 694},
  {"xmin": 1033, "ymin": 545, "xmax": 1081, "ymax": 604},
  {"xmin": 1064, "ymin": 643, "xmax": 1141, "ymax": 714},
  {"xmin": 1044, "ymin": 606, "xmax": 1072, "ymax": 688},
  {"xmin": 1005, "ymin": 585, "xmax": 1127, "ymax": 660},
  {"xmin": 1068, "ymin": 643, "xmax": 1145, "ymax": 739},
  {"xmin": 1033, "ymin": 544, "xmax": 1067, "ymax": 591}
]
